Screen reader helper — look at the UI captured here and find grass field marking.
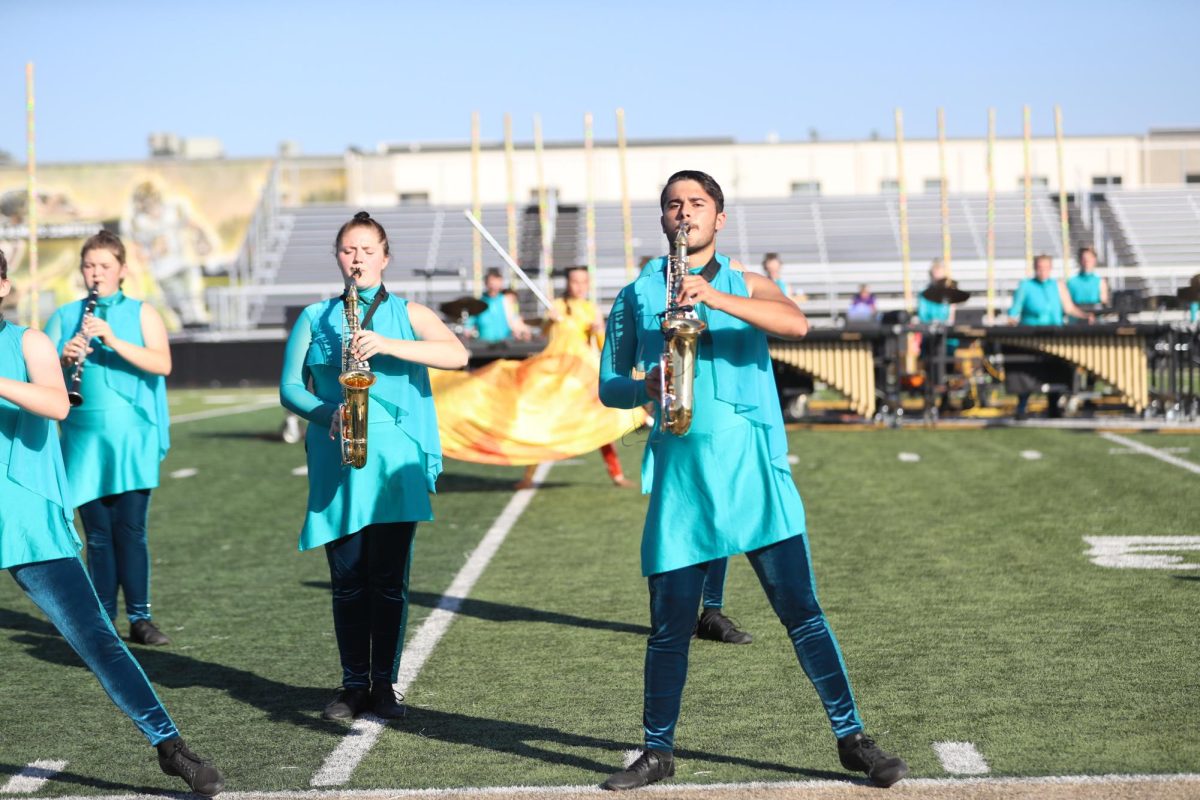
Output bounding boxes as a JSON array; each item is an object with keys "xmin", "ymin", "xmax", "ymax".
[
  {"xmin": 1097, "ymin": 432, "xmax": 1200, "ymax": 476},
  {"xmin": 171, "ymin": 399, "xmax": 279, "ymax": 425},
  {"xmin": 898, "ymin": 452, "xmax": 920, "ymax": 462},
  {"xmin": 0, "ymin": 760, "xmax": 67, "ymax": 794},
  {"xmin": 1019, "ymin": 450, "xmax": 1042, "ymax": 460},
  {"xmin": 932, "ymin": 741, "xmax": 989, "ymax": 775},
  {"xmin": 26, "ymin": 772, "xmax": 1200, "ymax": 800},
  {"xmin": 310, "ymin": 461, "xmax": 555, "ymax": 788},
  {"xmin": 1083, "ymin": 536, "xmax": 1200, "ymax": 570},
  {"xmin": 169, "ymin": 467, "xmax": 199, "ymax": 479}
]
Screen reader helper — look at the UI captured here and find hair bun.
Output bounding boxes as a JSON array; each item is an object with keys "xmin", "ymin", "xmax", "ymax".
[{"xmin": 353, "ymin": 211, "xmax": 371, "ymax": 221}]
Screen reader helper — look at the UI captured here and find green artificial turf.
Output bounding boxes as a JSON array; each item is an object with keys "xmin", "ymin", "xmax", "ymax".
[{"xmin": 1, "ymin": 404, "xmax": 1197, "ymax": 795}]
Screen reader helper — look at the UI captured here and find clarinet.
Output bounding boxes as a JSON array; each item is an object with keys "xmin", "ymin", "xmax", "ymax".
[{"xmin": 66, "ymin": 285, "xmax": 101, "ymax": 407}]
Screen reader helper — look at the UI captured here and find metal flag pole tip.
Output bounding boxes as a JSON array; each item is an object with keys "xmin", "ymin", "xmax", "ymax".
[{"xmin": 462, "ymin": 210, "xmax": 554, "ymax": 311}]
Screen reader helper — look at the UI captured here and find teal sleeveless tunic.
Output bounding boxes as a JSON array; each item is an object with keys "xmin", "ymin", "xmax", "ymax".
[
  {"xmin": 1009, "ymin": 278, "xmax": 1064, "ymax": 326},
  {"xmin": 600, "ymin": 255, "xmax": 806, "ymax": 576},
  {"xmin": 469, "ymin": 294, "xmax": 512, "ymax": 342},
  {"xmin": 1066, "ymin": 272, "xmax": 1102, "ymax": 306},
  {"xmin": 0, "ymin": 322, "xmax": 81, "ymax": 570},
  {"xmin": 280, "ymin": 286, "xmax": 442, "ymax": 551},
  {"xmin": 45, "ymin": 293, "xmax": 169, "ymax": 506}
]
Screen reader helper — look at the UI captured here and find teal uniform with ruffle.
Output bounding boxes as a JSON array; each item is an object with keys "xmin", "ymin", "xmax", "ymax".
[
  {"xmin": 0, "ymin": 322, "xmax": 80, "ymax": 569},
  {"xmin": 468, "ymin": 294, "xmax": 512, "ymax": 342},
  {"xmin": 1, "ymin": 319, "xmax": 178, "ymax": 743},
  {"xmin": 45, "ymin": 292, "xmax": 169, "ymax": 506},
  {"xmin": 600, "ymin": 254, "xmax": 805, "ymax": 577},
  {"xmin": 280, "ymin": 284, "xmax": 442, "ymax": 551}
]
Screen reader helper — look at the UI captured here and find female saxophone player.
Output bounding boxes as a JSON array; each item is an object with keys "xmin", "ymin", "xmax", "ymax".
[
  {"xmin": 280, "ymin": 211, "xmax": 468, "ymax": 720},
  {"xmin": 45, "ymin": 231, "xmax": 173, "ymax": 647},
  {"xmin": 0, "ymin": 250, "xmax": 222, "ymax": 795}
]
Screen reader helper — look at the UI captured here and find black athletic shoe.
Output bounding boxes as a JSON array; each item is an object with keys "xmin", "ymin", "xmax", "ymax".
[
  {"xmin": 157, "ymin": 737, "xmax": 224, "ymax": 797},
  {"xmin": 322, "ymin": 687, "xmax": 370, "ymax": 720},
  {"xmin": 602, "ymin": 749, "xmax": 675, "ymax": 791},
  {"xmin": 130, "ymin": 619, "xmax": 171, "ymax": 646},
  {"xmin": 694, "ymin": 609, "xmax": 753, "ymax": 644},
  {"xmin": 370, "ymin": 683, "xmax": 406, "ymax": 719},
  {"xmin": 838, "ymin": 732, "xmax": 908, "ymax": 787}
]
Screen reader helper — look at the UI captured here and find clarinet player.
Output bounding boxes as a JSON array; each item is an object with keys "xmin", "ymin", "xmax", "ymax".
[
  {"xmin": 45, "ymin": 231, "xmax": 175, "ymax": 647},
  {"xmin": 280, "ymin": 211, "xmax": 467, "ymax": 720},
  {"xmin": 597, "ymin": 171, "xmax": 907, "ymax": 789}
]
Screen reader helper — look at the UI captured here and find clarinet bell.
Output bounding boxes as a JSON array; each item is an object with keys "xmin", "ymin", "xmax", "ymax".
[{"xmin": 67, "ymin": 390, "xmax": 84, "ymax": 407}]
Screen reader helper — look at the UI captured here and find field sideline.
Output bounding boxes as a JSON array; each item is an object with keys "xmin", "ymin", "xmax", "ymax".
[{"xmin": 1, "ymin": 390, "xmax": 1197, "ymax": 798}]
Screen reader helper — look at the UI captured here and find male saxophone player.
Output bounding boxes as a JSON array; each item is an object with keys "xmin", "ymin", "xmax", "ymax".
[{"xmin": 597, "ymin": 170, "xmax": 907, "ymax": 790}]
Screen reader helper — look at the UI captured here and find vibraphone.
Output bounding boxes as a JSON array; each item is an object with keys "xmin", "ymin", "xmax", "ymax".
[{"xmin": 768, "ymin": 328, "xmax": 901, "ymax": 419}]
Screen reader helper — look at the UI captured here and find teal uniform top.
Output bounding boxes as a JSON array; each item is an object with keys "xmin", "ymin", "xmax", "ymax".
[
  {"xmin": 917, "ymin": 293, "xmax": 952, "ymax": 323},
  {"xmin": 280, "ymin": 285, "xmax": 442, "ymax": 551},
  {"xmin": 468, "ymin": 294, "xmax": 512, "ymax": 342},
  {"xmin": 1066, "ymin": 272, "xmax": 1102, "ymax": 306},
  {"xmin": 600, "ymin": 254, "xmax": 806, "ymax": 576},
  {"xmin": 45, "ymin": 292, "xmax": 169, "ymax": 507},
  {"xmin": 1009, "ymin": 278, "xmax": 1064, "ymax": 326},
  {"xmin": 773, "ymin": 277, "xmax": 789, "ymax": 296},
  {"xmin": 1066, "ymin": 272, "xmax": 1103, "ymax": 322},
  {"xmin": 0, "ymin": 321, "xmax": 81, "ymax": 570}
]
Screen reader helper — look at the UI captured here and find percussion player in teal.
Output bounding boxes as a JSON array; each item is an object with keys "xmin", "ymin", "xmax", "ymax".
[
  {"xmin": 467, "ymin": 267, "xmax": 531, "ymax": 342},
  {"xmin": 917, "ymin": 259, "xmax": 956, "ymax": 325},
  {"xmin": 0, "ymin": 251, "xmax": 223, "ymax": 796},
  {"xmin": 1065, "ymin": 246, "xmax": 1109, "ymax": 323},
  {"xmin": 46, "ymin": 231, "xmax": 173, "ymax": 647},
  {"xmin": 598, "ymin": 171, "xmax": 907, "ymax": 790},
  {"xmin": 281, "ymin": 211, "xmax": 468, "ymax": 721},
  {"xmin": 1007, "ymin": 254, "xmax": 1093, "ymax": 419}
]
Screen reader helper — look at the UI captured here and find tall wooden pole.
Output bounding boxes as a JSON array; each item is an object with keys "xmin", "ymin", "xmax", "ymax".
[
  {"xmin": 616, "ymin": 108, "xmax": 635, "ymax": 280},
  {"xmin": 1023, "ymin": 105, "xmax": 1034, "ymax": 276},
  {"xmin": 471, "ymin": 111, "xmax": 482, "ymax": 295},
  {"xmin": 937, "ymin": 107, "xmax": 952, "ymax": 278},
  {"xmin": 584, "ymin": 112, "xmax": 598, "ymax": 303},
  {"xmin": 533, "ymin": 114, "xmax": 552, "ymax": 294},
  {"xmin": 894, "ymin": 109, "xmax": 912, "ymax": 312},
  {"xmin": 503, "ymin": 113, "xmax": 518, "ymax": 261},
  {"xmin": 1055, "ymin": 105, "xmax": 1071, "ymax": 278},
  {"xmin": 986, "ymin": 108, "xmax": 997, "ymax": 321},
  {"xmin": 25, "ymin": 62, "xmax": 39, "ymax": 327}
]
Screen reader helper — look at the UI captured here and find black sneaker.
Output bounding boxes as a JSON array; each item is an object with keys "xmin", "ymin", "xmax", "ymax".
[
  {"xmin": 694, "ymin": 609, "xmax": 753, "ymax": 644},
  {"xmin": 130, "ymin": 619, "xmax": 171, "ymax": 646},
  {"xmin": 602, "ymin": 749, "xmax": 675, "ymax": 791},
  {"xmin": 322, "ymin": 687, "xmax": 370, "ymax": 720},
  {"xmin": 838, "ymin": 732, "xmax": 908, "ymax": 787},
  {"xmin": 157, "ymin": 737, "xmax": 224, "ymax": 797},
  {"xmin": 370, "ymin": 683, "xmax": 406, "ymax": 719}
]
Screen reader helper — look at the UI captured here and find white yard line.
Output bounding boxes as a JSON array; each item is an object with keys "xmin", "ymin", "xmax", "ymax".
[
  {"xmin": 171, "ymin": 400, "xmax": 278, "ymax": 425},
  {"xmin": 24, "ymin": 772, "xmax": 1200, "ymax": 800},
  {"xmin": 0, "ymin": 760, "xmax": 67, "ymax": 794},
  {"xmin": 1098, "ymin": 432, "xmax": 1200, "ymax": 476},
  {"xmin": 310, "ymin": 462, "xmax": 555, "ymax": 787},
  {"xmin": 933, "ymin": 741, "xmax": 989, "ymax": 775}
]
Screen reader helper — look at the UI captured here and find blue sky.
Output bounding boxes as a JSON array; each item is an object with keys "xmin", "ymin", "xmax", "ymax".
[{"xmin": 2, "ymin": 0, "xmax": 1196, "ymax": 163}]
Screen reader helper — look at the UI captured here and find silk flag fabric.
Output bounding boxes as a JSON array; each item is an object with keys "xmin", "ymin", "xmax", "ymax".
[{"xmin": 430, "ymin": 298, "xmax": 647, "ymax": 466}]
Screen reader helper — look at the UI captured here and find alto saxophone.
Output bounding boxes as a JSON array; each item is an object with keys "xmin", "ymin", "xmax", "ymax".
[
  {"xmin": 659, "ymin": 222, "xmax": 706, "ymax": 435},
  {"xmin": 339, "ymin": 284, "xmax": 377, "ymax": 468}
]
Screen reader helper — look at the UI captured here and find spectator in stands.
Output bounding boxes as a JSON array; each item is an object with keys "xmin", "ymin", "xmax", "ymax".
[
  {"xmin": 917, "ymin": 259, "xmax": 956, "ymax": 325},
  {"xmin": 1007, "ymin": 254, "xmax": 1093, "ymax": 419},
  {"xmin": 46, "ymin": 231, "xmax": 174, "ymax": 647},
  {"xmin": 467, "ymin": 268, "xmax": 531, "ymax": 342},
  {"xmin": 280, "ymin": 211, "xmax": 469, "ymax": 722},
  {"xmin": 0, "ymin": 249, "xmax": 224, "ymax": 796},
  {"xmin": 762, "ymin": 253, "xmax": 805, "ymax": 305},
  {"xmin": 1065, "ymin": 246, "xmax": 1109, "ymax": 322},
  {"xmin": 846, "ymin": 284, "xmax": 877, "ymax": 322}
]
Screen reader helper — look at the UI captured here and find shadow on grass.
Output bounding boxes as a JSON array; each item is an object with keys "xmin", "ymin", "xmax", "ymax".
[
  {"xmin": 397, "ymin": 705, "xmax": 853, "ymax": 783},
  {"xmin": 0, "ymin": 762, "xmax": 169, "ymax": 797},
  {"xmin": 0, "ymin": 607, "xmax": 341, "ymax": 736},
  {"xmin": 437, "ymin": 472, "xmax": 577, "ymax": 493},
  {"xmin": 299, "ymin": 583, "xmax": 650, "ymax": 636},
  {"xmin": 1171, "ymin": 574, "xmax": 1200, "ymax": 582},
  {"xmin": 192, "ymin": 430, "xmax": 286, "ymax": 442}
]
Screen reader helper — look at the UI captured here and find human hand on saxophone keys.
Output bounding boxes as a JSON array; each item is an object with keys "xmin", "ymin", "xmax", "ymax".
[
  {"xmin": 676, "ymin": 273, "xmax": 722, "ymax": 310},
  {"xmin": 349, "ymin": 329, "xmax": 389, "ymax": 362},
  {"xmin": 329, "ymin": 404, "xmax": 344, "ymax": 441}
]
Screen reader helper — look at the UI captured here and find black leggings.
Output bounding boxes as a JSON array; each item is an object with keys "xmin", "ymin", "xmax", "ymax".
[{"xmin": 324, "ymin": 522, "xmax": 416, "ymax": 689}]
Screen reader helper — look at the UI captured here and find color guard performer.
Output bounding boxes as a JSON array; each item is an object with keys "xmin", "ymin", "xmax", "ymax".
[
  {"xmin": 598, "ymin": 171, "xmax": 907, "ymax": 789},
  {"xmin": 0, "ymin": 251, "xmax": 223, "ymax": 796},
  {"xmin": 280, "ymin": 212, "xmax": 468, "ymax": 720}
]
